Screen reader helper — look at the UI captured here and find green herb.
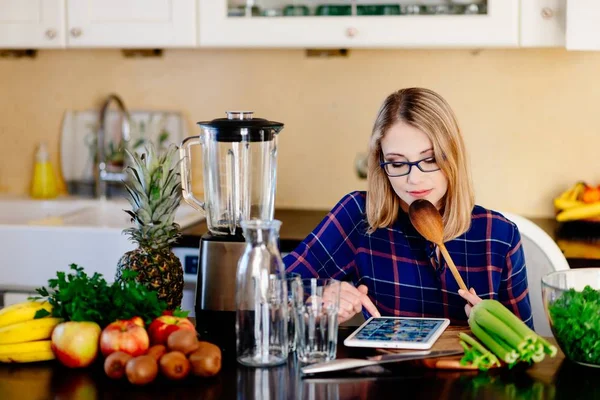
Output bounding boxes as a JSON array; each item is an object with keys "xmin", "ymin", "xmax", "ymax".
[
  {"xmin": 34, "ymin": 264, "xmax": 168, "ymax": 328},
  {"xmin": 548, "ymin": 285, "xmax": 600, "ymax": 365}
]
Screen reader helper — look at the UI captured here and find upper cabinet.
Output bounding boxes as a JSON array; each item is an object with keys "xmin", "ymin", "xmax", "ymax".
[
  {"xmin": 520, "ymin": 0, "xmax": 565, "ymax": 47},
  {"xmin": 65, "ymin": 0, "xmax": 196, "ymax": 48},
  {"xmin": 565, "ymin": 0, "xmax": 600, "ymax": 51},
  {"xmin": 0, "ymin": 0, "xmax": 65, "ymax": 48},
  {"xmin": 1, "ymin": 0, "xmax": 600, "ymax": 51},
  {"xmin": 198, "ymin": 1, "xmax": 519, "ymax": 48}
]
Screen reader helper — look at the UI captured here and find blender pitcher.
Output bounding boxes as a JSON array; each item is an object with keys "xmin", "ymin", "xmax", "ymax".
[
  {"xmin": 179, "ymin": 111, "xmax": 284, "ymax": 360},
  {"xmin": 180, "ymin": 111, "xmax": 283, "ymax": 235}
]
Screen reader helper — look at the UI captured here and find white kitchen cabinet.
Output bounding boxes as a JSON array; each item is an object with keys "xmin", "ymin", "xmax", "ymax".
[
  {"xmin": 0, "ymin": 0, "xmax": 65, "ymax": 48},
  {"xmin": 65, "ymin": 0, "xmax": 196, "ymax": 48},
  {"xmin": 520, "ymin": 0, "xmax": 565, "ymax": 47},
  {"xmin": 198, "ymin": 1, "xmax": 519, "ymax": 48},
  {"xmin": 565, "ymin": 0, "xmax": 600, "ymax": 51}
]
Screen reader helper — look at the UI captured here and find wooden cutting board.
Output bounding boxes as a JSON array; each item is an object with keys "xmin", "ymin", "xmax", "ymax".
[{"xmin": 377, "ymin": 325, "xmax": 491, "ymax": 370}]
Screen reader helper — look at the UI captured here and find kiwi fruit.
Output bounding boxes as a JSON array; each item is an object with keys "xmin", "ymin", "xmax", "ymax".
[
  {"xmin": 125, "ymin": 355, "xmax": 158, "ymax": 385},
  {"xmin": 104, "ymin": 351, "xmax": 132, "ymax": 380},
  {"xmin": 159, "ymin": 351, "xmax": 190, "ymax": 380},
  {"xmin": 146, "ymin": 344, "xmax": 167, "ymax": 362},
  {"xmin": 188, "ymin": 342, "xmax": 222, "ymax": 377},
  {"xmin": 167, "ymin": 329, "xmax": 199, "ymax": 355}
]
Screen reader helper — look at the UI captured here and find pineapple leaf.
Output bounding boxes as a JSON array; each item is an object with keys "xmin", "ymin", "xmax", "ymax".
[
  {"xmin": 124, "ymin": 184, "xmax": 141, "ymax": 209},
  {"xmin": 124, "ymin": 210, "xmax": 137, "ymax": 223}
]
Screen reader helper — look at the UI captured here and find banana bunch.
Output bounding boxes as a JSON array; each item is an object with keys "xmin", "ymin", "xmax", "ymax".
[
  {"xmin": 554, "ymin": 182, "xmax": 600, "ymax": 222},
  {"xmin": 0, "ymin": 301, "xmax": 62, "ymax": 363}
]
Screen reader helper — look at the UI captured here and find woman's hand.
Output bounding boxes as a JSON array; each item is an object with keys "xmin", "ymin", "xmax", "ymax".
[
  {"xmin": 459, "ymin": 287, "xmax": 483, "ymax": 317},
  {"xmin": 337, "ymin": 282, "xmax": 381, "ymax": 324}
]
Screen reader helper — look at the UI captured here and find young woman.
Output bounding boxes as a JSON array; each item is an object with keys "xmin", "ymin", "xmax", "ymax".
[{"xmin": 283, "ymin": 88, "xmax": 533, "ymax": 328}]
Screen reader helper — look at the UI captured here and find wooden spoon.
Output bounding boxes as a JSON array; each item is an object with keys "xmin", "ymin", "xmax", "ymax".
[{"xmin": 408, "ymin": 199, "xmax": 468, "ymax": 292}]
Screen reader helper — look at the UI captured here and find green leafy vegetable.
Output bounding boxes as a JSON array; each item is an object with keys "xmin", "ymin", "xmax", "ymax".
[
  {"xmin": 34, "ymin": 264, "xmax": 168, "ymax": 328},
  {"xmin": 548, "ymin": 285, "xmax": 600, "ymax": 365}
]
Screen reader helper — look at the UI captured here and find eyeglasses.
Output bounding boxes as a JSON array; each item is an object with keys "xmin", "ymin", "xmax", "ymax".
[{"xmin": 379, "ymin": 156, "xmax": 440, "ymax": 177}]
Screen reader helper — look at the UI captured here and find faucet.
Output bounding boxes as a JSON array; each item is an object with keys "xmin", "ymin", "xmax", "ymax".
[{"xmin": 95, "ymin": 94, "xmax": 131, "ymax": 200}]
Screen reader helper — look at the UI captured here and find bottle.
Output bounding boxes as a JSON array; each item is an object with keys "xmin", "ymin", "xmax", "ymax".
[
  {"xmin": 30, "ymin": 142, "xmax": 58, "ymax": 199},
  {"xmin": 236, "ymin": 219, "xmax": 288, "ymax": 367}
]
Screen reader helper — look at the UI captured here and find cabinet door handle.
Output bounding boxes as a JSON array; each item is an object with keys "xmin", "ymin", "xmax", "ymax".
[
  {"xmin": 45, "ymin": 29, "xmax": 57, "ymax": 39},
  {"xmin": 346, "ymin": 27, "xmax": 358, "ymax": 38},
  {"xmin": 70, "ymin": 27, "xmax": 82, "ymax": 38},
  {"xmin": 541, "ymin": 7, "xmax": 554, "ymax": 19}
]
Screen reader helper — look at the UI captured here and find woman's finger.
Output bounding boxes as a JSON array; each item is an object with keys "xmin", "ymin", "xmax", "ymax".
[
  {"xmin": 357, "ymin": 285, "xmax": 381, "ymax": 317},
  {"xmin": 339, "ymin": 291, "xmax": 362, "ymax": 314},
  {"xmin": 464, "ymin": 303, "xmax": 472, "ymax": 317},
  {"xmin": 458, "ymin": 288, "xmax": 481, "ymax": 306},
  {"xmin": 338, "ymin": 310, "xmax": 352, "ymax": 324}
]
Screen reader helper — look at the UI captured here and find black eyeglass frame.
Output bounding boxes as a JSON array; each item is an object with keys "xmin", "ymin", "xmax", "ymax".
[{"xmin": 379, "ymin": 155, "xmax": 441, "ymax": 177}]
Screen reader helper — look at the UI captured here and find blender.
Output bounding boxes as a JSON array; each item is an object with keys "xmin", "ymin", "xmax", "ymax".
[{"xmin": 179, "ymin": 111, "xmax": 284, "ymax": 359}]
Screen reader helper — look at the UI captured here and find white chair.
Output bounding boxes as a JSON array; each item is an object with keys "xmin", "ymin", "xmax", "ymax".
[{"xmin": 499, "ymin": 212, "xmax": 570, "ymax": 337}]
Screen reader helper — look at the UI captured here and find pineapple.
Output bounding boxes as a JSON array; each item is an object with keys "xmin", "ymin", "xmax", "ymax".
[{"xmin": 115, "ymin": 144, "xmax": 184, "ymax": 310}]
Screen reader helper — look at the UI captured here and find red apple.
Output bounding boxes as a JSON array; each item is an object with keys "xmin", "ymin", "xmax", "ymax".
[
  {"xmin": 100, "ymin": 317, "xmax": 150, "ymax": 357},
  {"xmin": 148, "ymin": 315, "xmax": 195, "ymax": 346},
  {"xmin": 51, "ymin": 321, "xmax": 102, "ymax": 368}
]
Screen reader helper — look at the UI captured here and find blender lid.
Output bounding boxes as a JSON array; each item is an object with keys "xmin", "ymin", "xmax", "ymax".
[{"xmin": 197, "ymin": 111, "xmax": 284, "ymax": 142}]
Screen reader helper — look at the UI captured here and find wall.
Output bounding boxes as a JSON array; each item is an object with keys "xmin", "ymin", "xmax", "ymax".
[{"xmin": 1, "ymin": 48, "xmax": 599, "ymax": 217}]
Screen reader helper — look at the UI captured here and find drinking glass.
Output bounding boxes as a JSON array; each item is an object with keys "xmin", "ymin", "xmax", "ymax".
[{"xmin": 291, "ymin": 278, "xmax": 341, "ymax": 364}]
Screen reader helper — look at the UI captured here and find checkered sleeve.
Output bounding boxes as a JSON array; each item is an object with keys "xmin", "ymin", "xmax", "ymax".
[
  {"xmin": 283, "ymin": 192, "xmax": 365, "ymax": 281},
  {"xmin": 498, "ymin": 226, "xmax": 534, "ymax": 329}
]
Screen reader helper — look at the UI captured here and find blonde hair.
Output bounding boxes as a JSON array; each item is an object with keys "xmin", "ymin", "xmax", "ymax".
[{"xmin": 366, "ymin": 88, "xmax": 475, "ymax": 241}]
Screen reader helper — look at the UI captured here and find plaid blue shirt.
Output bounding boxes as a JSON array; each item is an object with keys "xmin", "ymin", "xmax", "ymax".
[{"xmin": 284, "ymin": 191, "xmax": 533, "ymax": 328}]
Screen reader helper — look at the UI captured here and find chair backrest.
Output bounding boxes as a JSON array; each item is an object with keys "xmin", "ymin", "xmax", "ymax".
[{"xmin": 499, "ymin": 212, "xmax": 570, "ymax": 337}]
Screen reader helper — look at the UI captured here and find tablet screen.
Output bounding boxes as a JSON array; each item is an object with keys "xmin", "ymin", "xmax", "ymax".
[{"xmin": 353, "ymin": 318, "xmax": 446, "ymax": 343}]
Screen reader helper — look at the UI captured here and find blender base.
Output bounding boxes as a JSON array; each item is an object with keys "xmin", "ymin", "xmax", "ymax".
[
  {"xmin": 195, "ymin": 309, "xmax": 237, "ymax": 362},
  {"xmin": 195, "ymin": 232, "xmax": 246, "ymax": 362}
]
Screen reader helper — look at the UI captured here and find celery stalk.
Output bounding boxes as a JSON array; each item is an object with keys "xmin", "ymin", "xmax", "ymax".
[
  {"xmin": 531, "ymin": 342, "xmax": 545, "ymax": 363},
  {"xmin": 459, "ymin": 332, "xmax": 500, "ymax": 369},
  {"xmin": 536, "ymin": 335, "xmax": 558, "ymax": 357},
  {"xmin": 488, "ymin": 329, "xmax": 519, "ymax": 354},
  {"xmin": 470, "ymin": 319, "xmax": 518, "ymax": 364},
  {"xmin": 471, "ymin": 306, "xmax": 526, "ymax": 350},
  {"xmin": 478, "ymin": 299, "xmax": 536, "ymax": 342}
]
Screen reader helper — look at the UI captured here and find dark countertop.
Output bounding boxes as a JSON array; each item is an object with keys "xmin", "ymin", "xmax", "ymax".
[
  {"xmin": 180, "ymin": 208, "xmax": 329, "ymax": 241},
  {"xmin": 180, "ymin": 209, "xmax": 600, "ymax": 266},
  {"xmin": 0, "ymin": 326, "xmax": 596, "ymax": 400}
]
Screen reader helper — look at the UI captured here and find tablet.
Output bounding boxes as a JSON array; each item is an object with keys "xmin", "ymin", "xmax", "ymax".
[{"xmin": 343, "ymin": 317, "xmax": 450, "ymax": 349}]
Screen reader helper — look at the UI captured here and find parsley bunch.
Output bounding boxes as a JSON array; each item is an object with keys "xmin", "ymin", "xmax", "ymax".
[
  {"xmin": 34, "ymin": 264, "xmax": 168, "ymax": 327},
  {"xmin": 548, "ymin": 285, "xmax": 600, "ymax": 365}
]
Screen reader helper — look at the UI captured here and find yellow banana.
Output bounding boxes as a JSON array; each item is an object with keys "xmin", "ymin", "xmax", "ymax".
[
  {"xmin": 0, "ymin": 301, "xmax": 53, "ymax": 328},
  {"xmin": 0, "ymin": 350, "xmax": 55, "ymax": 363},
  {"xmin": 0, "ymin": 340, "xmax": 52, "ymax": 356},
  {"xmin": 554, "ymin": 198, "xmax": 586, "ymax": 211},
  {"xmin": 0, "ymin": 340, "xmax": 54, "ymax": 363},
  {"xmin": 556, "ymin": 202, "xmax": 600, "ymax": 222},
  {"xmin": 558, "ymin": 186, "xmax": 575, "ymax": 201},
  {"xmin": 569, "ymin": 181, "xmax": 587, "ymax": 201},
  {"xmin": 0, "ymin": 317, "xmax": 63, "ymax": 345}
]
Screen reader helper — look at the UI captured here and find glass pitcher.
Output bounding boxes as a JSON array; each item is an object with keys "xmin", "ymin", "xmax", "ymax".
[
  {"xmin": 236, "ymin": 219, "xmax": 288, "ymax": 367},
  {"xmin": 180, "ymin": 111, "xmax": 284, "ymax": 236}
]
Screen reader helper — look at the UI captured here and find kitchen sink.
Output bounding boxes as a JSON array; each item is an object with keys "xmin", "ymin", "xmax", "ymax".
[{"xmin": 0, "ymin": 197, "xmax": 204, "ymax": 290}]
